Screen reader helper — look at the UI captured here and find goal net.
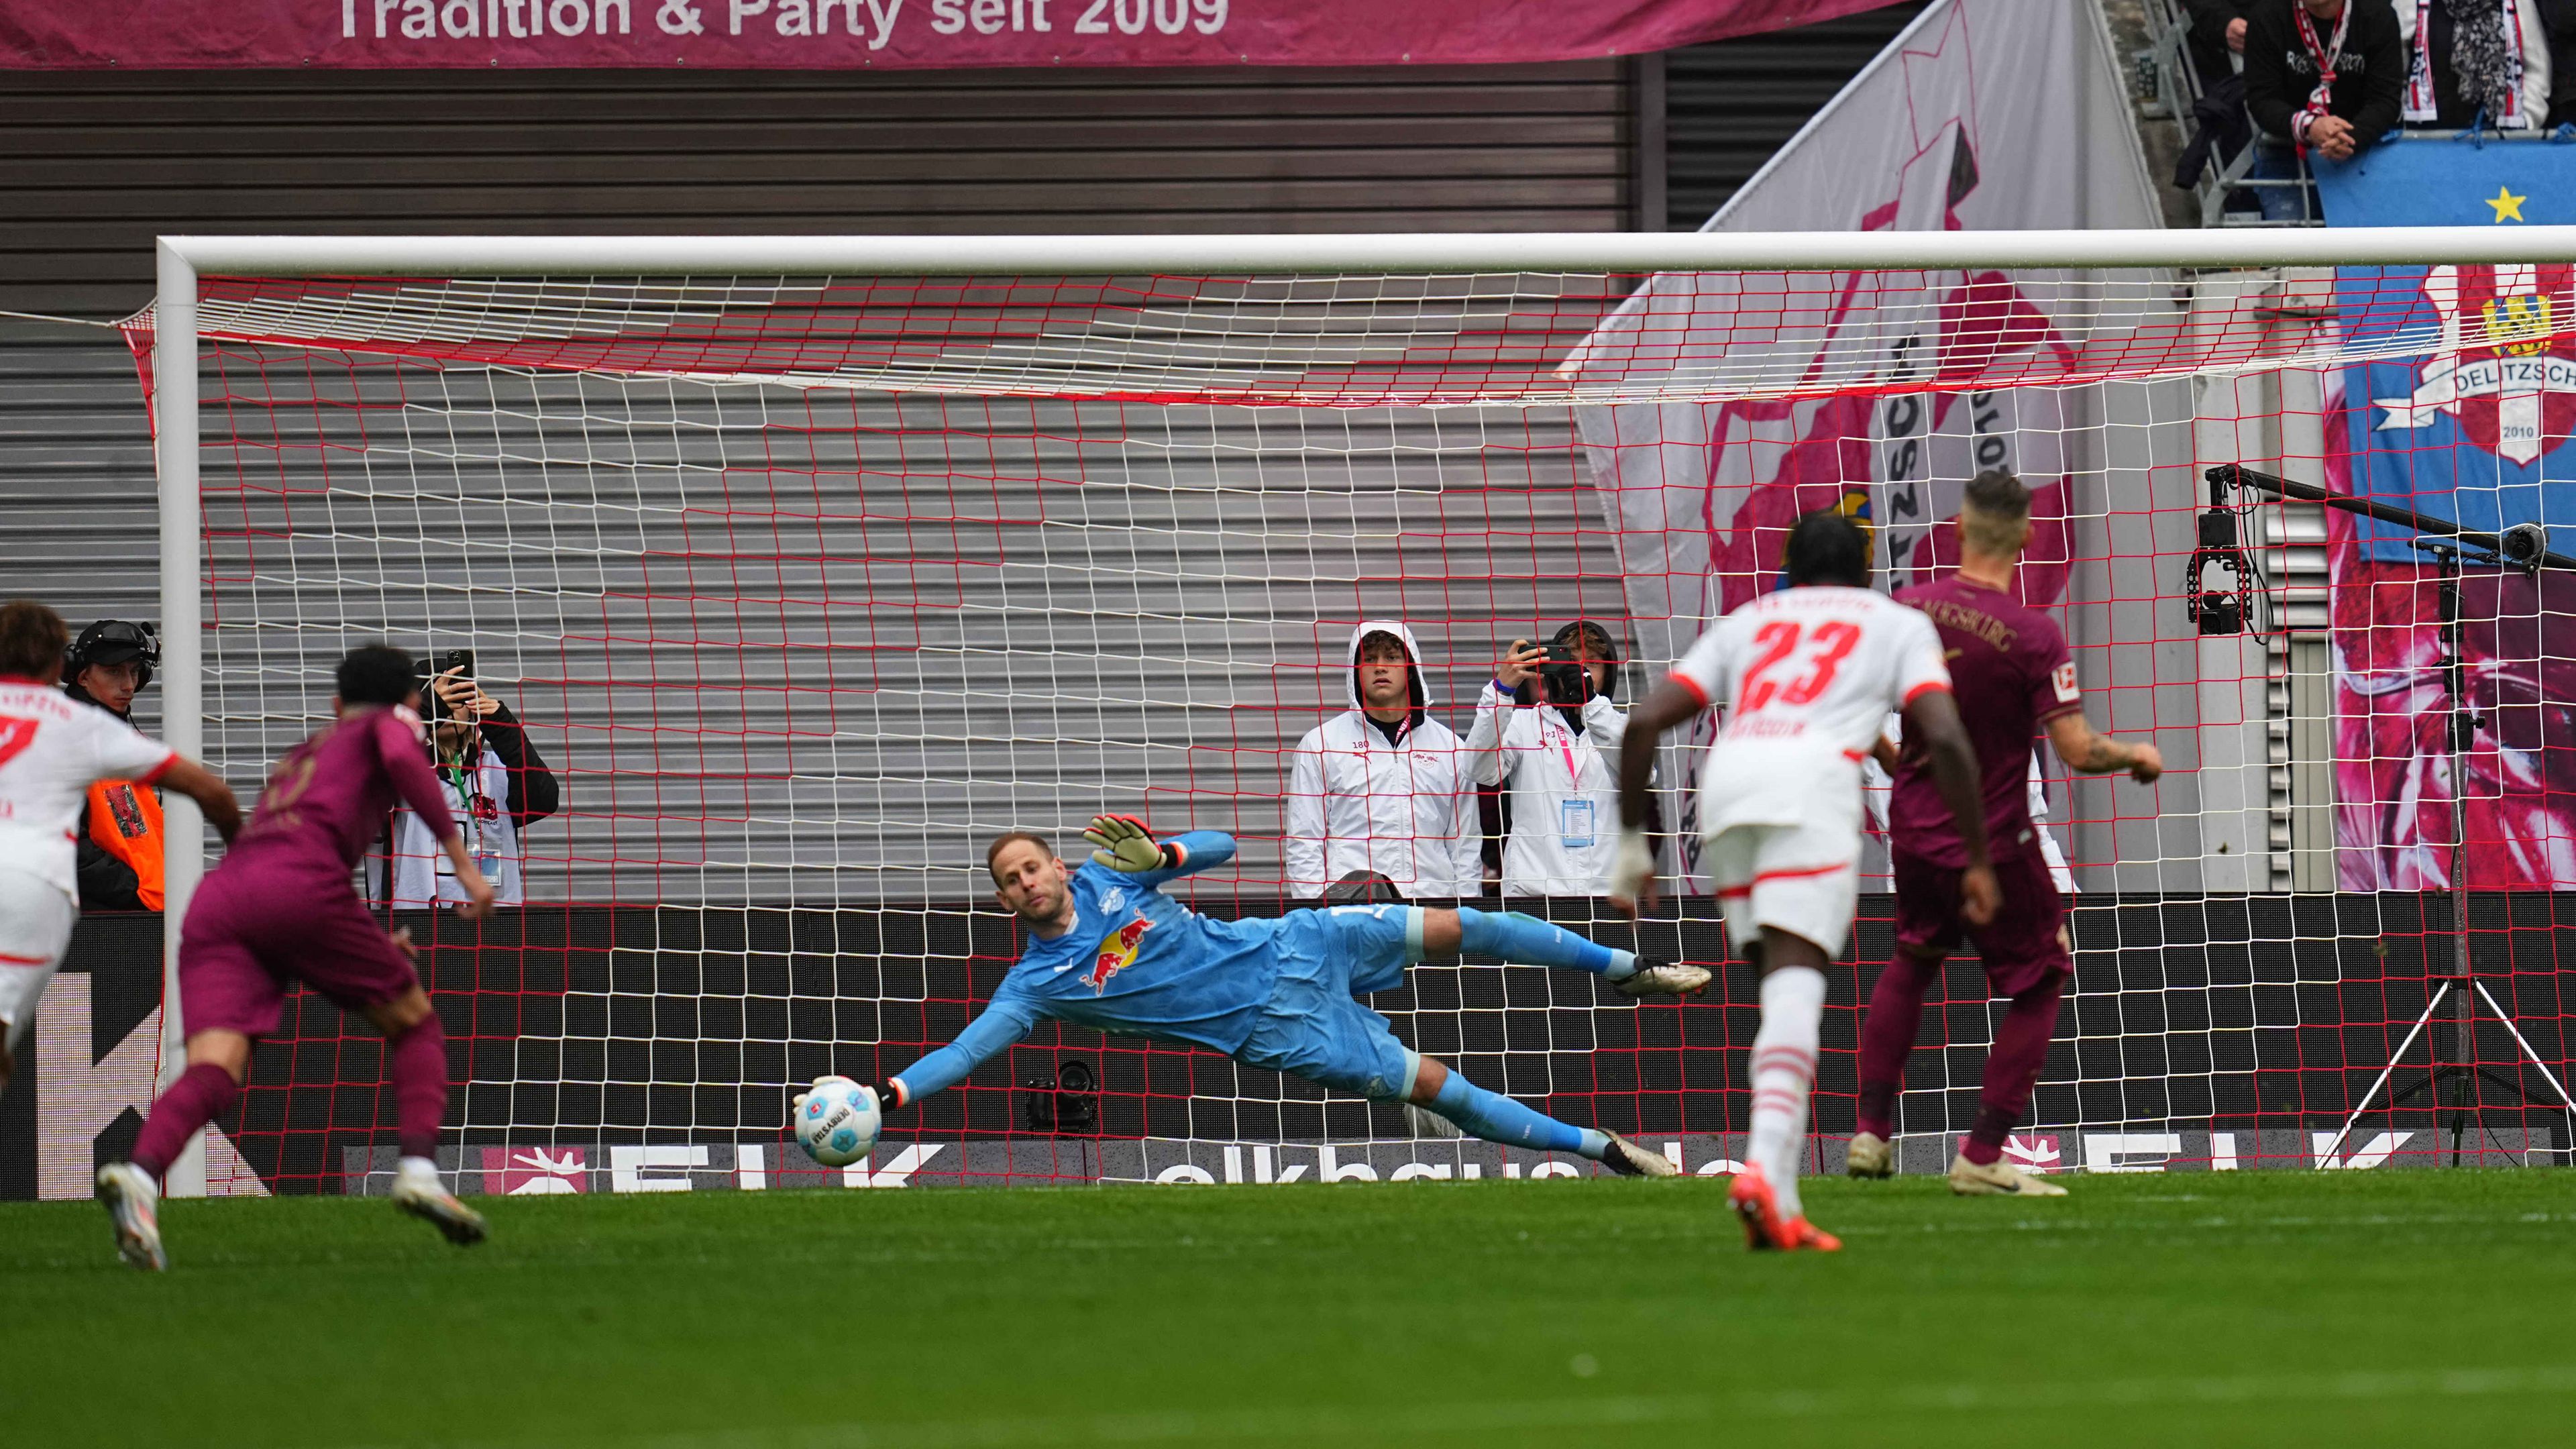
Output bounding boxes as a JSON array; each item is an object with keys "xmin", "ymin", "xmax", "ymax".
[{"xmin": 133, "ymin": 235, "xmax": 2576, "ymax": 1194}]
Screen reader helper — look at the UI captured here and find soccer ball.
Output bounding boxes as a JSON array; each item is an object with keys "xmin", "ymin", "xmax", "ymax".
[{"xmin": 792, "ymin": 1075, "xmax": 881, "ymax": 1168}]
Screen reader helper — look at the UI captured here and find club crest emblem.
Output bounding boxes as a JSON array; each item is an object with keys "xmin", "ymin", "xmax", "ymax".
[
  {"xmin": 2375, "ymin": 263, "xmax": 2576, "ymax": 466},
  {"xmin": 1086, "ymin": 918, "xmax": 1150, "ymax": 993}
]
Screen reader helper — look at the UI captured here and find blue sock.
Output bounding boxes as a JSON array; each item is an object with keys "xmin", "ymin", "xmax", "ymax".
[
  {"xmin": 1428, "ymin": 1071, "xmax": 1609, "ymax": 1159},
  {"xmin": 1454, "ymin": 908, "xmax": 1636, "ymax": 979}
]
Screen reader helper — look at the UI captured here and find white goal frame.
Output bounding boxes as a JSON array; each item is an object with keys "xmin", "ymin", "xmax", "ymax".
[{"xmin": 146, "ymin": 225, "xmax": 2576, "ymax": 1193}]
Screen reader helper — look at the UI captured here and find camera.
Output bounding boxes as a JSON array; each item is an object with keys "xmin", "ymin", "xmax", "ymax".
[
  {"xmin": 1020, "ymin": 1059, "xmax": 1099, "ymax": 1134},
  {"xmin": 2500, "ymin": 521, "xmax": 2551, "ymax": 572},
  {"xmin": 1535, "ymin": 644, "xmax": 1593, "ymax": 704}
]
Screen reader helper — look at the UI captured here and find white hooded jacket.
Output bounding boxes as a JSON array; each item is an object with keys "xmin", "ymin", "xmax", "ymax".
[{"xmin": 1283, "ymin": 621, "xmax": 1482, "ymax": 899}]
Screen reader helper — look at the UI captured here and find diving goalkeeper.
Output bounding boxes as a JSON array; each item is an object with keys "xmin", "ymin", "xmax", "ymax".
[{"xmin": 850, "ymin": 817, "xmax": 1709, "ymax": 1175}]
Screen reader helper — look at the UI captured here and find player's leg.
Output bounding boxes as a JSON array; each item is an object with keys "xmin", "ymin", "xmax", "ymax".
[
  {"xmin": 105, "ymin": 1026, "xmax": 252, "ymax": 1271},
  {"xmin": 1403, "ymin": 1053, "xmax": 1675, "ymax": 1177},
  {"xmin": 1735, "ymin": 930, "xmax": 1835, "ymax": 1250},
  {"xmin": 1413, "ymin": 907, "xmax": 1709, "ymax": 997},
  {"xmin": 1246, "ymin": 910, "xmax": 1674, "ymax": 1177},
  {"xmin": 0, "ymin": 865, "xmax": 78, "ymax": 1095},
  {"xmin": 102, "ymin": 890, "xmax": 278, "ymax": 1269},
  {"xmin": 1948, "ymin": 856, "xmax": 2072, "ymax": 1197},
  {"xmin": 361, "ymin": 982, "xmax": 483, "ymax": 1242},
  {"xmin": 1717, "ymin": 820, "xmax": 1851, "ymax": 1252},
  {"xmin": 294, "ymin": 908, "xmax": 488, "ymax": 1244},
  {"xmin": 1852, "ymin": 851, "xmax": 1965, "ymax": 1179}
]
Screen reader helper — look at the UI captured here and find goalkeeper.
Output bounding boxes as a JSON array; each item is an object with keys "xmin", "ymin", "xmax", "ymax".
[{"xmin": 855, "ymin": 817, "xmax": 1710, "ymax": 1175}]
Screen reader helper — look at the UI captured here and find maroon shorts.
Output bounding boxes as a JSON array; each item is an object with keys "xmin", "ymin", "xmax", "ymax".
[
  {"xmin": 176, "ymin": 869, "xmax": 419, "ymax": 1038},
  {"xmin": 1891, "ymin": 849, "xmax": 2070, "ymax": 998}
]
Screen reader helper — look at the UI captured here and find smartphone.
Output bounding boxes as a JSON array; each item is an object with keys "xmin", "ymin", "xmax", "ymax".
[{"xmin": 417, "ymin": 648, "xmax": 476, "ymax": 685}]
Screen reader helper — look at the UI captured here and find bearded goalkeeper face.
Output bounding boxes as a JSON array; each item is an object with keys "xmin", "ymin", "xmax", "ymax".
[{"xmin": 989, "ymin": 833, "xmax": 1075, "ymax": 932}]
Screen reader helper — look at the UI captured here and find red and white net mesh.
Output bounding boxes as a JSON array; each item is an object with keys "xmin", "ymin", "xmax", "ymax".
[{"xmin": 127, "ymin": 262, "xmax": 2576, "ymax": 1192}]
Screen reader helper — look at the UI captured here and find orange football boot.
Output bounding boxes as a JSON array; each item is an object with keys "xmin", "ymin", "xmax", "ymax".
[{"xmin": 1727, "ymin": 1163, "xmax": 1793, "ymax": 1250}]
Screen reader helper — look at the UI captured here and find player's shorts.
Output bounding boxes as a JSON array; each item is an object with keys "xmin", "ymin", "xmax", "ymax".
[
  {"xmin": 1237, "ymin": 904, "xmax": 1415, "ymax": 1100},
  {"xmin": 177, "ymin": 870, "xmax": 421, "ymax": 1039},
  {"xmin": 1704, "ymin": 815, "xmax": 1861, "ymax": 959},
  {"xmin": 1892, "ymin": 849, "xmax": 2070, "ymax": 998},
  {"xmin": 0, "ymin": 866, "xmax": 77, "ymax": 1053}
]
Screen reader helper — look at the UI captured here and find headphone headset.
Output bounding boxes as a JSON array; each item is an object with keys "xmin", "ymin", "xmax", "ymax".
[{"xmin": 67, "ymin": 620, "xmax": 160, "ymax": 692}]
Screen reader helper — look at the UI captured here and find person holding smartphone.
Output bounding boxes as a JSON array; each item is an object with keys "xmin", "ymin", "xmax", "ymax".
[
  {"xmin": 1462, "ymin": 621, "xmax": 1631, "ymax": 898},
  {"xmin": 373, "ymin": 651, "xmax": 560, "ymax": 908}
]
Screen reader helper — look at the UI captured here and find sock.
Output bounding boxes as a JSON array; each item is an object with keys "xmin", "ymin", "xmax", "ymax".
[
  {"xmin": 132, "ymin": 1062, "xmax": 241, "ymax": 1180},
  {"xmin": 1856, "ymin": 953, "xmax": 1941, "ymax": 1140},
  {"xmin": 1455, "ymin": 908, "xmax": 1629, "ymax": 978},
  {"xmin": 388, "ymin": 1014, "xmax": 453, "ymax": 1162},
  {"xmin": 1428, "ymin": 1070, "xmax": 1593, "ymax": 1156},
  {"xmin": 1746, "ymin": 965, "xmax": 1825, "ymax": 1219},
  {"xmin": 1963, "ymin": 975, "xmax": 2065, "ymax": 1166},
  {"xmin": 396, "ymin": 1155, "xmax": 442, "ymax": 1189}
]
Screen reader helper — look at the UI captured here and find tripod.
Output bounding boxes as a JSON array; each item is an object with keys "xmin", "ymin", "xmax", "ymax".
[{"xmin": 2206, "ymin": 466, "xmax": 2576, "ymax": 1164}]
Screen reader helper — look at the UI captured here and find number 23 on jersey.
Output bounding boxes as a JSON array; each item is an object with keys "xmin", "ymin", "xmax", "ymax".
[{"xmin": 1738, "ymin": 620, "xmax": 1861, "ymax": 714}]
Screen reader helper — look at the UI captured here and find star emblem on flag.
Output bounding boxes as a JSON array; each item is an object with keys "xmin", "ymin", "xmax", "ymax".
[{"xmin": 2488, "ymin": 186, "xmax": 2529, "ymax": 223}]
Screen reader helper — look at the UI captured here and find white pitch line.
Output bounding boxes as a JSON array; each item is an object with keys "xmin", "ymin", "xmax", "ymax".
[{"xmin": 347, "ymin": 1364, "xmax": 2576, "ymax": 1449}]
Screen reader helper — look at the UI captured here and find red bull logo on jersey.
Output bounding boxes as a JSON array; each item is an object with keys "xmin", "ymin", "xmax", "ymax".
[{"xmin": 1087, "ymin": 918, "xmax": 1151, "ymax": 993}]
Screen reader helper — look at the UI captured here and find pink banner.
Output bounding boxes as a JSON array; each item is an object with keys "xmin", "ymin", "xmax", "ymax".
[{"xmin": 1, "ymin": 0, "xmax": 1887, "ymax": 70}]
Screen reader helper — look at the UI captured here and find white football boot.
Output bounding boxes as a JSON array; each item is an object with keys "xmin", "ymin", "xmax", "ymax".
[
  {"xmin": 1615, "ymin": 957, "xmax": 1713, "ymax": 998},
  {"xmin": 96, "ymin": 1163, "xmax": 166, "ymax": 1271},
  {"xmin": 1845, "ymin": 1131, "xmax": 1894, "ymax": 1179},
  {"xmin": 392, "ymin": 1160, "xmax": 490, "ymax": 1246},
  {"xmin": 1947, "ymin": 1152, "xmax": 2067, "ymax": 1197},
  {"xmin": 1598, "ymin": 1132, "xmax": 1680, "ymax": 1177}
]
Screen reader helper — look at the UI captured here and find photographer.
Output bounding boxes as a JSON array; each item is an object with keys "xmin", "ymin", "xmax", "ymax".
[
  {"xmin": 1463, "ymin": 622, "xmax": 1631, "ymax": 898},
  {"xmin": 62, "ymin": 621, "xmax": 168, "ymax": 911},
  {"xmin": 373, "ymin": 657, "xmax": 559, "ymax": 908}
]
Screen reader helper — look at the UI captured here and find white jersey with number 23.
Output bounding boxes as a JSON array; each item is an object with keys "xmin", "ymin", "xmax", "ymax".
[{"xmin": 1666, "ymin": 585, "xmax": 1951, "ymax": 842}]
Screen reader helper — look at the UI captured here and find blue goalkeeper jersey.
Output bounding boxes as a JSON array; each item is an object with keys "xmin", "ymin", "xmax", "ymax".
[{"xmin": 892, "ymin": 831, "xmax": 1282, "ymax": 1102}]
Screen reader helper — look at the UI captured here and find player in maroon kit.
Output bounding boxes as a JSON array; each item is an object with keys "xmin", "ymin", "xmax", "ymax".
[
  {"xmin": 1850, "ymin": 471, "xmax": 2161, "ymax": 1196},
  {"xmin": 98, "ymin": 645, "xmax": 495, "ymax": 1269}
]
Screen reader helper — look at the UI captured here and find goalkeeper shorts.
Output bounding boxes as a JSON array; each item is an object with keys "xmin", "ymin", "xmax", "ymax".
[{"xmin": 1238, "ymin": 905, "xmax": 1415, "ymax": 1101}]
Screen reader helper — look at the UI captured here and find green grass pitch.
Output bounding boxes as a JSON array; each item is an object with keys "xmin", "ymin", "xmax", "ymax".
[{"xmin": 7, "ymin": 1170, "xmax": 2574, "ymax": 1448}]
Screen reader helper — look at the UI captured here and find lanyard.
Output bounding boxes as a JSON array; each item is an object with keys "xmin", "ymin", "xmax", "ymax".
[{"xmin": 1538, "ymin": 708, "xmax": 1585, "ymax": 790}]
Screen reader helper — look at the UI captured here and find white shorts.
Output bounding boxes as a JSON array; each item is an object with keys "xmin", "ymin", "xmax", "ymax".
[
  {"xmin": 0, "ymin": 866, "xmax": 78, "ymax": 1052},
  {"xmin": 1704, "ymin": 816, "xmax": 1860, "ymax": 960}
]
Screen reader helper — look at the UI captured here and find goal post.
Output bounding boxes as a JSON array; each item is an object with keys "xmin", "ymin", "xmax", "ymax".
[{"xmin": 145, "ymin": 228, "xmax": 2576, "ymax": 1194}]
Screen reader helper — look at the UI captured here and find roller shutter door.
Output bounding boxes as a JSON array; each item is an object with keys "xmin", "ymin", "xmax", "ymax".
[
  {"xmin": 1662, "ymin": 1, "xmax": 1925, "ymax": 229},
  {"xmin": 0, "ymin": 65, "xmax": 1638, "ymax": 898}
]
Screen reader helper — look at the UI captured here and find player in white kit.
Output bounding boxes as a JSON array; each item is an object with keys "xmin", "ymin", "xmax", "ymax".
[
  {"xmin": 0, "ymin": 601, "xmax": 241, "ymax": 1093},
  {"xmin": 1608, "ymin": 513, "xmax": 1998, "ymax": 1251}
]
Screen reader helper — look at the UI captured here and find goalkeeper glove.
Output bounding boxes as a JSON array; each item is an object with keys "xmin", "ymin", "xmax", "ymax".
[{"xmin": 1083, "ymin": 813, "xmax": 1178, "ymax": 873}]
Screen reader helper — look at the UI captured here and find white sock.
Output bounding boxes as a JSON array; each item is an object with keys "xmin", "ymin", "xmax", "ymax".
[
  {"xmin": 1747, "ymin": 965, "xmax": 1825, "ymax": 1220},
  {"xmin": 396, "ymin": 1155, "xmax": 441, "ymax": 1189}
]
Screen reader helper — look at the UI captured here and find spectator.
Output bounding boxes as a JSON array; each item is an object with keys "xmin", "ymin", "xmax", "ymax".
[
  {"xmin": 2245, "ymin": 0, "xmax": 2408, "ymax": 161},
  {"xmin": 372, "ymin": 661, "xmax": 558, "ymax": 908},
  {"xmin": 1464, "ymin": 622, "xmax": 1629, "ymax": 898},
  {"xmin": 1284, "ymin": 621, "xmax": 1481, "ymax": 902},
  {"xmin": 62, "ymin": 621, "xmax": 168, "ymax": 911},
  {"xmin": 2182, "ymin": 0, "xmax": 2255, "ymax": 93},
  {"xmin": 2393, "ymin": 0, "xmax": 2571, "ymax": 129}
]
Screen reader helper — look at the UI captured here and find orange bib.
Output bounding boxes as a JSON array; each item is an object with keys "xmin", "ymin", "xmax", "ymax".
[{"xmin": 86, "ymin": 777, "xmax": 166, "ymax": 910}]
